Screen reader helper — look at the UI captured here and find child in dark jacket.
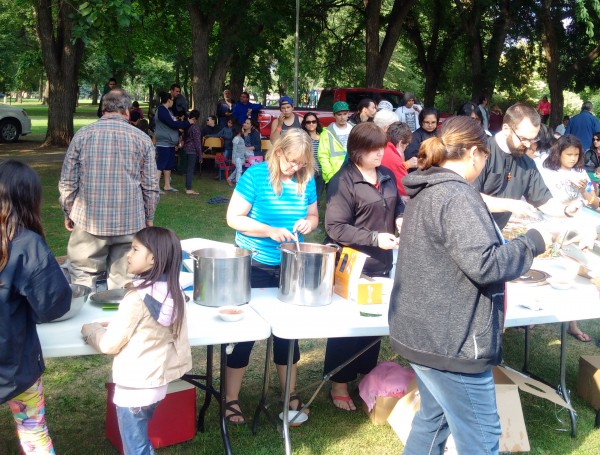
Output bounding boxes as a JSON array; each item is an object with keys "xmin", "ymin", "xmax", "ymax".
[{"xmin": 0, "ymin": 160, "xmax": 72, "ymax": 453}]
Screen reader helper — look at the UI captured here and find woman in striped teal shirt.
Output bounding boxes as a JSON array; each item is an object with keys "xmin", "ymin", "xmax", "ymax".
[{"xmin": 224, "ymin": 129, "xmax": 318, "ymax": 424}]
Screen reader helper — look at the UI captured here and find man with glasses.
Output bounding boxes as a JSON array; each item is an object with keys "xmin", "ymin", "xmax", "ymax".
[
  {"xmin": 565, "ymin": 101, "xmax": 600, "ymax": 150},
  {"xmin": 318, "ymin": 101, "xmax": 354, "ymax": 184},
  {"xmin": 474, "ymin": 103, "xmax": 580, "ymax": 229}
]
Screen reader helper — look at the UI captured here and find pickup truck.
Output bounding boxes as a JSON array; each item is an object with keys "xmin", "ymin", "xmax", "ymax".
[{"xmin": 258, "ymin": 87, "xmax": 405, "ymax": 138}]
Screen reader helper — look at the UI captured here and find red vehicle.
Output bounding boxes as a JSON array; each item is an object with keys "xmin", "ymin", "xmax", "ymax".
[{"xmin": 258, "ymin": 87, "xmax": 405, "ymax": 138}]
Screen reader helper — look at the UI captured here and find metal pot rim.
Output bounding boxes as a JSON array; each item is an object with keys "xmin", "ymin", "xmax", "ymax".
[{"xmin": 191, "ymin": 247, "xmax": 252, "ymax": 259}]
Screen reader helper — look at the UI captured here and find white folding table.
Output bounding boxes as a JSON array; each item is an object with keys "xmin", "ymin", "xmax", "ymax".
[
  {"xmin": 249, "ymin": 287, "xmax": 389, "ymax": 455},
  {"xmin": 505, "ymin": 257, "xmax": 600, "ymax": 437},
  {"xmin": 37, "ymin": 237, "xmax": 271, "ymax": 455}
]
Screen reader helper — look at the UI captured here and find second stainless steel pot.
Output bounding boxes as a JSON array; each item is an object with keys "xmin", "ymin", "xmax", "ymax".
[
  {"xmin": 278, "ymin": 242, "xmax": 338, "ymax": 306},
  {"xmin": 191, "ymin": 247, "xmax": 251, "ymax": 307}
]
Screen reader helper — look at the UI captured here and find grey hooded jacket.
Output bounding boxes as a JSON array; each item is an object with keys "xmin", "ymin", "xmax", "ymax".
[{"xmin": 389, "ymin": 167, "xmax": 545, "ymax": 374}]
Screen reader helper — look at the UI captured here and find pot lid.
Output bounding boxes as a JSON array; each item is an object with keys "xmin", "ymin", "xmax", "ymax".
[{"xmin": 511, "ymin": 269, "xmax": 550, "ymax": 286}]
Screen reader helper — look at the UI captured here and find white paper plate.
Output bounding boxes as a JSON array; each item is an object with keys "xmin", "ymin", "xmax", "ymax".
[
  {"xmin": 279, "ymin": 410, "xmax": 308, "ymax": 426},
  {"xmin": 546, "ymin": 277, "xmax": 574, "ymax": 290}
]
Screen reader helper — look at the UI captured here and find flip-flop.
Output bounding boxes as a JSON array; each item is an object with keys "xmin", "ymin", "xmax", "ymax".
[
  {"xmin": 164, "ymin": 187, "xmax": 179, "ymax": 192},
  {"xmin": 186, "ymin": 191, "xmax": 199, "ymax": 195},
  {"xmin": 568, "ymin": 330, "xmax": 592, "ymax": 342},
  {"xmin": 225, "ymin": 400, "xmax": 246, "ymax": 425},
  {"xmin": 330, "ymin": 393, "xmax": 356, "ymax": 412}
]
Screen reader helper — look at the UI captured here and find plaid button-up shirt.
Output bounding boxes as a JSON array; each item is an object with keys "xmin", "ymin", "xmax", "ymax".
[{"xmin": 59, "ymin": 114, "xmax": 159, "ymax": 236}]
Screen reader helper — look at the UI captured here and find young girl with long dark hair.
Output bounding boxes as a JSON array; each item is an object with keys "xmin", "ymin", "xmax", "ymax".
[
  {"xmin": 82, "ymin": 227, "xmax": 192, "ymax": 454},
  {"xmin": 0, "ymin": 160, "xmax": 72, "ymax": 453}
]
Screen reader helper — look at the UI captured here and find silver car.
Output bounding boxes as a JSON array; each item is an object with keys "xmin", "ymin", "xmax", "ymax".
[{"xmin": 0, "ymin": 104, "xmax": 32, "ymax": 142}]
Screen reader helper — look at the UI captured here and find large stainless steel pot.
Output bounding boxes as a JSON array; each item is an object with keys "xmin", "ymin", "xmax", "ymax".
[
  {"xmin": 278, "ymin": 243, "xmax": 338, "ymax": 306},
  {"xmin": 51, "ymin": 284, "xmax": 92, "ymax": 322},
  {"xmin": 191, "ymin": 247, "xmax": 251, "ymax": 307}
]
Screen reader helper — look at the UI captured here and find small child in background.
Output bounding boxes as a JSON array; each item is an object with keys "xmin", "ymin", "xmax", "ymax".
[
  {"xmin": 0, "ymin": 160, "xmax": 72, "ymax": 454},
  {"xmin": 129, "ymin": 101, "xmax": 145, "ymax": 123},
  {"xmin": 209, "ymin": 118, "xmax": 234, "ymax": 159},
  {"xmin": 228, "ymin": 123, "xmax": 246, "ymax": 187},
  {"xmin": 183, "ymin": 109, "xmax": 202, "ymax": 195},
  {"xmin": 82, "ymin": 227, "xmax": 192, "ymax": 454}
]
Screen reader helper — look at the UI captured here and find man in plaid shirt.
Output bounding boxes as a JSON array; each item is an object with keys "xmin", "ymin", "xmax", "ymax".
[{"xmin": 59, "ymin": 89, "xmax": 160, "ymax": 289}]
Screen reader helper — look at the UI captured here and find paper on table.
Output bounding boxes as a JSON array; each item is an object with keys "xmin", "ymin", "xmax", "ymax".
[{"xmin": 179, "ymin": 272, "xmax": 194, "ymax": 290}]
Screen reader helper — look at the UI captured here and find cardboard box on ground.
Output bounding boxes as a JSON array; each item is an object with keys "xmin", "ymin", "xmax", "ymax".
[
  {"xmin": 578, "ymin": 355, "xmax": 600, "ymax": 409},
  {"xmin": 385, "ymin": 366, "xmax": 573, "ymax": 453}
]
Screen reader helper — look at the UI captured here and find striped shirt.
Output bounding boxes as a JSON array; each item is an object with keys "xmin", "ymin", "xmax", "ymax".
[
  {"xmin": 234, "ymin": 163, "xmax": 317, "ymax": 266},
  {"xmin": 59, "ymin": 114, "xmax": 160, "ymax": 236},
  {"xmin": 311, "ymin": 138, "xmax": 320, "ymax": 172}
]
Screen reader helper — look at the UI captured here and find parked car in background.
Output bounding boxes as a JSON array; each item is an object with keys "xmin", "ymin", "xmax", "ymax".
[
  {"xmin": 0, "ymin": 104, "xmax": 32, "ymax": 142},
  {"xmin": 258, "ymin": 87, "xmax": 405, "ymax": 138}
]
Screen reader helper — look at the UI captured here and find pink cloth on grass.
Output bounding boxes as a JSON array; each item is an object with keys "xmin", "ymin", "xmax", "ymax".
[{"xmin": 359, "ymin": 361, "xmax": 416, "ymax": 411}]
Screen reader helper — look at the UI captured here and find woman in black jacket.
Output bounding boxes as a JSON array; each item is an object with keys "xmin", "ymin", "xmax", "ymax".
[
  {"xmin": 324, "ymin": 122, "xmax": 404, "ymax": 411},
  {"xmin": 0, "ymin": 160, "xmax": 72, "ymax": 452},
  {"xmin": 389, "ymin": 117, "xmax": 551, "ymax": 454}
]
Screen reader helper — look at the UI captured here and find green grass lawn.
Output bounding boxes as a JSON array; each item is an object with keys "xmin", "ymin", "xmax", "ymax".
[{"xmin": 1, "ymin": 104, "xmax": 600, "ymax": 454}]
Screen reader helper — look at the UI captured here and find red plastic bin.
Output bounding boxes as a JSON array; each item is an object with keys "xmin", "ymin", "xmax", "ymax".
[{"xmin": 105, "ymin": 380, "xmax": 196, "ymax": 453}]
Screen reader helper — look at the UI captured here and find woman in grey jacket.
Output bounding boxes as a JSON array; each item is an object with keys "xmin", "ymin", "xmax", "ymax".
[{"xmin": 389, "ymin": 117, "xmax": 551, "ymax": 454}]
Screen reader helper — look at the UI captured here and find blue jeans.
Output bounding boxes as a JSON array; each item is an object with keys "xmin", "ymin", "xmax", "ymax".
[
  {"xmin": 116, "ymin": 402, "xmax": 161, "ymax": 455},
  {"xmin": 403, "ymin": 363, "xmax": 501, "ymax": 455}
]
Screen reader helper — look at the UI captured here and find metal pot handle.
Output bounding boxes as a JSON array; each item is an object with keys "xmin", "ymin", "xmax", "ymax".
[
  {"xmin": 324, "ymin": 243, "xmax": 341, "ymax": 252},
  {"xmin": 277, "ymin": 244, "xmax": 298, "ymax": 257}
]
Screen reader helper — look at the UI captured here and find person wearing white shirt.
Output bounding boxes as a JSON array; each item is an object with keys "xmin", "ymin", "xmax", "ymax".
[{"xmin": 395, "ymin": 92, "xmax": 422, "ymax": 132}]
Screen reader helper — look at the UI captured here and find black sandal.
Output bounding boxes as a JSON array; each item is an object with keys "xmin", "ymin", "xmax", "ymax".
[{"xmin": 225, "ymin": 400, "xmax": 246, "ymax": 425}]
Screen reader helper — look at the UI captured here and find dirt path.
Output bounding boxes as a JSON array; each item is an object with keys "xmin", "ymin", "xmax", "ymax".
[{"xmin": 0, "ymin": 135, "xmax": 66, "ymax": 164}]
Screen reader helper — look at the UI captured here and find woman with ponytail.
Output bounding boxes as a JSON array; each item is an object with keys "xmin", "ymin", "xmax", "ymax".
[{"xmin": 388, "ymin": 117, "xmax": 553, "ymax": 454}]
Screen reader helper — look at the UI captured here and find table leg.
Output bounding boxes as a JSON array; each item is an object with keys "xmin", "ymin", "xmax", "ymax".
[
  {"xmin": 252, "ymin": 336, "xmax": 276, "ymax": 434},
  {"xmin": 282, "ymin": 340, "xmax": 295, "ymax": 455},
  {"xmin": 219, "ymin": 344, "xmax": 233, "ymax": 455},
  {"xmin": 197, "ymin": 345, "xmax": 214, "ymax": 432},
  {"xmin": 558, "ymin": 322, "xmax": 577, "ymax": 438},
  {"xmin": 523, "ymin": 325, "xmax": 530, "ymax": 374}
]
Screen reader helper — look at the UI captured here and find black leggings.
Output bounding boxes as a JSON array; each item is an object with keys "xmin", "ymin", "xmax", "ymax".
[{"xmin": 226, "ymin": 260, "xmax": 300, "ymax": 368}]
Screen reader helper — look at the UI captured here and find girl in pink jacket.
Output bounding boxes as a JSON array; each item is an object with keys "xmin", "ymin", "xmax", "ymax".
[{"xmin": 82, "ymin": 227, "xmax": 192, "ymax": 454}]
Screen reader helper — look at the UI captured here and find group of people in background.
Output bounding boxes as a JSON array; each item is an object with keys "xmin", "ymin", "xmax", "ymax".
[
  {"xmin": 8, "ymin": 76, "xmax": 600, "ymax": 454},
  {"xmin": 219, "ymin": 91, "xmax": 600, "ymax": 455}
]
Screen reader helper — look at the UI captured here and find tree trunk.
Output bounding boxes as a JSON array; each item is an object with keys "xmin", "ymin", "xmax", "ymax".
[
  {"xmin": 456, "ymin": 0, "xmax": 514, "ymax": 100},
  {"xmin": 189, "ymin": 3, "xmax": 241, "ymax": 123},
  {"xmin": 38, "ymin": 73, "xmax": 44, "ymax": 102},
  {"xmin": 406, "ymin": 0, "xmax": 461, "ymax": 107},
  {"xmin": 91, "ymin": 82, "xmax": 99, "ymax": 105},
  {"xmin": 539, "ymin": 0, "xmax": 562, "ymax": 128},
  {"xmin": 42, "ymin": 80, "xmax": 49, "ymax": 105},
  {"xmin": 365, "ymin": 0, "xmax": 416, "ymax": 88},
  {"xmin": 34, "ymin": 0, "xmax": 84, "ymax": 146}
]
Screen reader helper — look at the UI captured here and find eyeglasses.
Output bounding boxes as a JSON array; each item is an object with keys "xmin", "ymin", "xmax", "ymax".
[
  {"xmin": 280, "ymin": 153, "xmax": 308, "ymax": 169},
  {"xmin": 509, "ymin": 125, "xmax": 539, "ymax": 145},
  {"xmin": 304, "ymin": 120, "xmax": 317, "ymax": 125}
]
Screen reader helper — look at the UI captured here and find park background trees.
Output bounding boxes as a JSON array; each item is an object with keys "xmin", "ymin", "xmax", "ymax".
[{"xmin": 0, "ymin": 0, "xmax": 599, "ymax": 145}]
